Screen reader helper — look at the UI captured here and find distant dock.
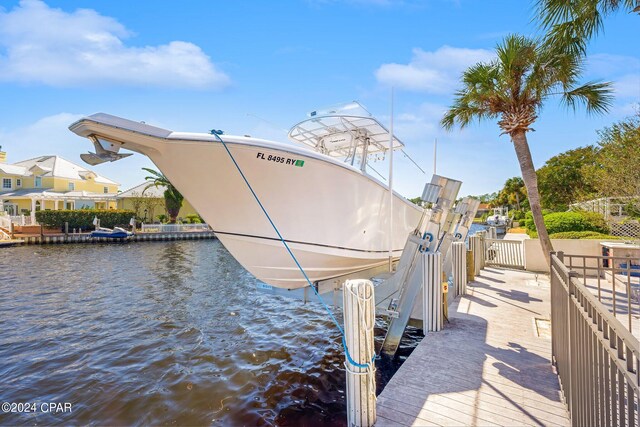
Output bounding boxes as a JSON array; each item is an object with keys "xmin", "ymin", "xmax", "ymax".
[
  {"xmin": 377, "ymin": 267, "xmax": 570, "ymax": 426},
  {"xmin": 4, "ymin": 231, "xmax": 216, "ymax": 245}
]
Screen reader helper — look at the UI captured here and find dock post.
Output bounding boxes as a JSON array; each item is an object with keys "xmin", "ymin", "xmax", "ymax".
[
  {"xmin": 466, "ymin": 249, "xmax": 475, "ymax": 282},
  {"xmin": 479, "ymin": 232, "xmax": 486, "ymax": 270},
  {"xmin": 423, "ymin": 252, "xmax": 443, "ymax": 332},
  {"xmin": 451, "ymin": 242, "xmax": 467, "ymax": 296},
  {"xmin": 488, "ymin": 226, "xmax": 496, "ymax": 239},
  {"xmin": 469, "ymin": 235, "xmax": 483, "ymax": 276},
  {"xmin": 343, "ymin": 279, "xmax": 376, "ymax": 427}
]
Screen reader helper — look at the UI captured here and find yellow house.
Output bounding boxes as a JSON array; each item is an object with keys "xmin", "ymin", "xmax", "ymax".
[
  {"xmin": 0, "ymin": 151, "xmax": 119, "ymax": 222},
  {"xmin": 116, "ymin": 182, "xmax": 200, "ymax": 222}
]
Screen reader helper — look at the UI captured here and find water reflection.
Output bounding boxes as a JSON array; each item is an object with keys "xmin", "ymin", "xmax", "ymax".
[{"xmin": 0, "ymin": 240, "xmax": 419, "ymax": 426}]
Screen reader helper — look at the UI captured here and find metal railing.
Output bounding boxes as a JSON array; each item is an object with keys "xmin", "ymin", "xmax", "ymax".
[
  {"xmin": 484, "ymin": 238, "xmax": 525, "ymax": 269},
  {"xmin": 551, "ymin": 252, "xmax": 639, "ymax": 426},
  {"xmin": 140, "ymin": 223, "xmax": 212, "ymax": 233},
  {"xmin": 563, "ymin": 253, "xmax": 640, "ymax": 334},
  {"xmin": 571, "ymin": 196, "xmax": 639, "ymax": 221}
]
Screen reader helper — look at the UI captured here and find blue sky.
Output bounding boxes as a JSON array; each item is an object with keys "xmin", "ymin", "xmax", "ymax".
[{"xmin": 0, "ymin": 0, "xmax": 638, "ymax": 198}]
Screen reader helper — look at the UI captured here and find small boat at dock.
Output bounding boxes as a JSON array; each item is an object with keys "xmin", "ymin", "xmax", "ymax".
[{"xmin": 90, "ymin": 227, "xmax": 133, "ymax": 239}]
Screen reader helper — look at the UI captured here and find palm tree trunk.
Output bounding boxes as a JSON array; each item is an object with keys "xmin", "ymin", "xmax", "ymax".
[{"xmin": 511, "ymin": 131, "xmax": 554, "ymax": 266}]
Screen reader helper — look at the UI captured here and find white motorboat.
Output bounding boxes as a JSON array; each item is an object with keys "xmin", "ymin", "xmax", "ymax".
[
  {"xmin": 69, "ymin": 103, "xmax": 424, "ymax": 289},
  {"xmin": 486, "ymin": 207, "xmax": 510, "ymax": 227}
]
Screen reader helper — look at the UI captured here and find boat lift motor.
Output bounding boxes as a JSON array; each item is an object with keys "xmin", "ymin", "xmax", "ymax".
[
  {"xmin": 442, "ymin": 197, "xmax": 480, "ymax": 283},
  {"xmin": 379, "ymin": 174, "xmax": 461, "ymax": 356}
]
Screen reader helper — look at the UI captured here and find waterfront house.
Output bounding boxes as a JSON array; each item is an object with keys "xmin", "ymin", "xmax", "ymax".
[
  {"xmin": 476, "ymin": 203, "xmax": 491, "ymax": 218},
  {"xmin": 116, "ymin": 182, "xmax": 200, "ymax": 223},
  {"xmin": 0, "ymin": 150, "xmax": 119, "ymax": 223}
]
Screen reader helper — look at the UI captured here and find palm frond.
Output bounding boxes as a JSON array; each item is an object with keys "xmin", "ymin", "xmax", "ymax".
[
  {"xmin": 536, "ymin": 0, "xmax": 636, "ymax": 46},
  {"xmin": 562, "ymin": 81, "xmax": 614, "ymax": 115}
]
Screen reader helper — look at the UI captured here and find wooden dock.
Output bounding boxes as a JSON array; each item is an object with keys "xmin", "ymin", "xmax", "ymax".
[{"xmin": 377, "ymin": 267, "xmax": 570, "ymax": 426}]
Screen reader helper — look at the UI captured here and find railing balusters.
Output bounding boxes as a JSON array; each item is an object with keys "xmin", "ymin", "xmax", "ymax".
[
  {"xmin": 483, "ymin": 238, "xmax": 525, "ymax": 269},
  {"xmin": 551, "ymin": 253, "xmax": 639, "ymax": 427}
]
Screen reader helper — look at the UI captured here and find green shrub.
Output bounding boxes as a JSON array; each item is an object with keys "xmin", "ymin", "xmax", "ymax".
[
  {"xmin": 548, "ymin": 231, "xmax": 622, "ymax": 240},
  {"xmin": 35, "ymin": 209, "xmax": 135, "ymax": 231},
  {"xmin": 525, "ymin": 211, "xmax": 609, "ymax": 237},
  {"xmin": 185, "ymin": 214, "xmax": 202, "ymax": 224},
  {"xmin": 524, "ymin": 211, "xmax": 536, "ymax": 235},
  {"xmin": 545, "ymin": 212, "xmax": 608, "ymax": 234},
  {"xmin": 512, "ymin": 210, "xmax": 526, "ymax": 221}
]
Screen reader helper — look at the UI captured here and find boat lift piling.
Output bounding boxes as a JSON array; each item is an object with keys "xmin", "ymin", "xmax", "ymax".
[
  {"xmin": 379, "ymin": 174, "xmax": 461, "ymax": 355},
  {"xmin": 442, "ymin": 197, "xmax": 480, "ymax": 298},
  {"xmin": 343, "ymin": 279, "xmax": 376, "ymax": 427}
]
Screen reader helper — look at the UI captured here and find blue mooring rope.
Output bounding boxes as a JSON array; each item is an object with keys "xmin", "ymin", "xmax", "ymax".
[{"xmin": 210, "ymin": 131, "xmax": 374, "ymax": 369}]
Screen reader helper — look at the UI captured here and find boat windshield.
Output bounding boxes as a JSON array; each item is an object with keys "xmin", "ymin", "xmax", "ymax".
[{"xmin": 287, "ymin": 102, "xmax": 403, "ymax": 172}]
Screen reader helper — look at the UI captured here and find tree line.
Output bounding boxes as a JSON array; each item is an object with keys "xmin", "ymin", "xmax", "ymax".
[{"xmin": 478, "ymin": 111, "xmax": 639, "ymax": 214}]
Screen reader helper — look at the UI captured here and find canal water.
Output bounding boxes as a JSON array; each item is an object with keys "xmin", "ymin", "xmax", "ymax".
[
  {"xmin": 0, "ymin": 239, "xmax": 422, "ymax": 426},
  {"xmin": 0, "ymin": 224, "xmax": 486, "ymax": 425}
]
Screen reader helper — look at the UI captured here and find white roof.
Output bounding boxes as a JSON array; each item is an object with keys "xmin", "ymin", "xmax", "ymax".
[
  {"xmin": 0, "ymin": 163, "xmax": 29, "ymax": 176},
  {"xmin": 6, "ymin": 155, "xmax": 118, "ymax": 185},
  {"xmin": 117, "ymin": 182, "xmax": 166, "ymax": 198},
  {"xmin": 0, "ymin": 188, "xmax": 116, "ymax": 200}
]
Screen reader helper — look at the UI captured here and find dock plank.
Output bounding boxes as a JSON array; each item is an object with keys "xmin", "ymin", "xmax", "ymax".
[{"xmin": 377, "ymin": 267, "xmax": 570, "ymax": 426}]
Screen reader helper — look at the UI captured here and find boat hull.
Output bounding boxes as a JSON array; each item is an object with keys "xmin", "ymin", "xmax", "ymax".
[{"xmin": 70, "ymin": 117, "xmax": 423, "ymax": 288}]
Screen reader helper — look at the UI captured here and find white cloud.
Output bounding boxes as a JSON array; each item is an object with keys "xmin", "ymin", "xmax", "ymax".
[
  {"xmin": 615, "ymin": 102, "xmax": 639, "ymax": 116},
  {"xmin": 588, "ymin": 53, "xmax": 640, "ymax": 76},
  {"xmin": 587, "ymin": 53, "xmax": 640, "ymax": 100},
  {"xmin": 307, "ymin": 0, "xmax": 419, "ymax": 7},
  {"xmin": 612, "ymin": 74, "xmax": 640, "ymax": 99},
  {"xmin": 390, "ymin": 103, "xmax": 447, "ymax": 140},
  {"xmin": 0, "ymin": 0, "xmax": 230, "ymax": 89},
  {"xmin": 375, "ymin": 46, "xmax": 494, "ymax": 93}
]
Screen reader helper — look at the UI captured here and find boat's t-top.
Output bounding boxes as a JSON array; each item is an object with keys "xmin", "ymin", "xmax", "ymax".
[{"xmin": 288, "ymin": 102, "xmax": 403, "ymax": 172}]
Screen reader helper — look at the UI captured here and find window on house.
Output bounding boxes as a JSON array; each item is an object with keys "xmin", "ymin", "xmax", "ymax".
[
  {"xmin": 103, "ymin": 187, "xmax": 109, "ymax": 194},
  {"xmin": 68, "ymin": 182, "xmax": 75, "ymax": 191},
  {"xmin": 34, "ymin": 176, "xmax": 42, "ymax": 187},
  {"xmin": 2, "ymin": 178, "xmax": 11, "ymax": 189},
  {"xmin": 16, "ymin": 178, "xmax": 22, "ymax": 187}
]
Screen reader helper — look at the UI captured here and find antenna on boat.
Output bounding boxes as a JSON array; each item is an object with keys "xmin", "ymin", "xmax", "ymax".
[
  {"xmin": 388, "ymin": 87, "xmax": 394, "ymax": 272},
  {"xmin": 246, "ymin": 113, "xmax": 288, "ymax": 134},
  {"xmin": 433, "ymin": 138, "xmax": 438, "ymax": 175},
  {"xmin": 400, "ymin": 149, "xmax": 426, "ymax": 174}
]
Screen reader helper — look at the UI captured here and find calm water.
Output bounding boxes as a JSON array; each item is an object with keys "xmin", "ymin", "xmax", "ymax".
[{"xmin": 0, "ymin": 239, "xmax": 422, "ymax": 426}]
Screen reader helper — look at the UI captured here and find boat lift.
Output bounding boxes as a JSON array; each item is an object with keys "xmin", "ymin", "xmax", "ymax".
[
  {"xmin": 376, "ymin": 174, "xmax": 461, "ymax": 354},
  {"xmin": 257, "ymin": 174, "xmax": 477, "ymax": 356}
]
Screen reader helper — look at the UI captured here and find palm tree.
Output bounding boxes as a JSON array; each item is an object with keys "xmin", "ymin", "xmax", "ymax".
[
  {"xmin": 142, "ymin": 168, "xmax": 184, "ymax": 223},
  {"xmin": 442, "ymin": 34, "xmax": 613, "ymax": 266},
  {"xmin": 537, "ymin": 0, "xmax": 640, "ymax": 54}
]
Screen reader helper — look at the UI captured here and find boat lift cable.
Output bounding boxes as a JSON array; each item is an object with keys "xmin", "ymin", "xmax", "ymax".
[{"xmin": 210, "ymin": 131, "xmax": 375, "ymax": 370}]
